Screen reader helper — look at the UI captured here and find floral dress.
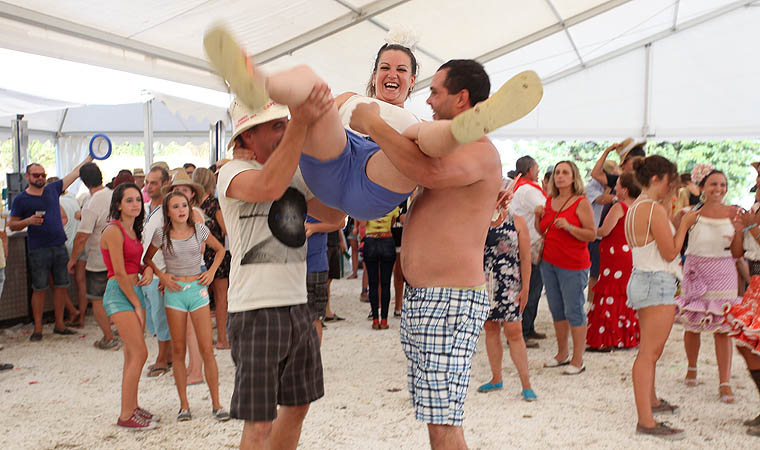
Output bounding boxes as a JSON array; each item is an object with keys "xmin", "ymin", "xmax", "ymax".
[
  {"xmin": 200, "ymin": 196, "xmax": 231, "ymax": 279},
  {"xmin": 484, "ymin": 213, "xmax": 522, "ymax": 322},
  {"xmin": 586, "ymin": 202, "xmax": 640, "ymax": 349}
]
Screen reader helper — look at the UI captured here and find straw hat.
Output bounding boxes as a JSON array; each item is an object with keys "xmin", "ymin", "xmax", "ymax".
[
  {"xmin": 161, "ymin": 170, "xmax": 205, "ymax": 200},
  {"xmin": 133, "ymin": 168, "xmax": 145, "ymax": 177},
  {"xmin": 227, "ymin": 98, "xmax": 289, "ymax": 150},
  {"xmin": 615, "ymin": 138, "xmax": 646, "ymax": 164},
  {"xmin": 151, "ymin": 161, "xmax": 170, "ymax": 172}
]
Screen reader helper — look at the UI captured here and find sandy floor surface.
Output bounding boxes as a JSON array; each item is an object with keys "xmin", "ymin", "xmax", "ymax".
[{"xmin": 0, "ymin": 275, "xmax": 758, "ymax": 449}]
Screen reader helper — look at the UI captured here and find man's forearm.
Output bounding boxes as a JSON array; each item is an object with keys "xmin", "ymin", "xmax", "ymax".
[
  {"xmin": 8, "ymin": 218, "xmax": 27, "ymax": 231},
  {"xmin": 62, "ymin": 156, "xmax": 93, "ymax": 190},
  {"xmin": 366, "ymin": 118, "xmax": 440, "ymax": 186},
  {"xmin": 69, "ymin": 233, "xmax": 89, "ymax": 261}
]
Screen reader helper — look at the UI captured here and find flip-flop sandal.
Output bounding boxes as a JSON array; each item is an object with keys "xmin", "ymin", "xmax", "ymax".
[
  {"xmin": 203, "ymin": 25, "xmax": 269, "ymax": 111},
  {"xmin": 450, "ymin": 70, "xmax": 543, "ymax": 144},
  {"xmin": 147, "ymin": 366, "xmax": 169, "ymax": 378},
  {"xmin": 543, "ymin": 356, "xmax": 571, "ymax": 368}
]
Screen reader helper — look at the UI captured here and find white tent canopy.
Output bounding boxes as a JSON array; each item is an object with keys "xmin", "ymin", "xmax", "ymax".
[{"xmin": 0, "ymin": 0, "xmax": 758, "ymax": 142}]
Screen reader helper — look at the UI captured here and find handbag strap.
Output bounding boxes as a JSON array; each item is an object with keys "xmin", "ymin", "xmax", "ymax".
[{"xmin": 543, "ymin": 196, "xmax": 575, "ymax": 238}]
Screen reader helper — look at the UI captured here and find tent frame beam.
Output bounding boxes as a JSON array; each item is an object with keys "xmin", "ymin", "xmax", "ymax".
[
  {"xmin": 0, "ymin": 1, "xmax": 212, "ymax": 73},
  {"xmin": 253, "ymin": 0, "xmax": 411, "ymax": 64},
  {"xmin": 544, "ymin": 0, "xmax": 585, "ymax": 68},
  {"xmin": 413, "ymin": 0, "xmax": 632, "ymax": 91},
  {"xmin": 543, "ymin": 0, "xmax": 759, "ymax": 86}
]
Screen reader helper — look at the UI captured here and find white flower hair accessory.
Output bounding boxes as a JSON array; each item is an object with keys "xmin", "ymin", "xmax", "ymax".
[
  {"xmin": 384, "ymin": 26, "xmax": 420, "ymax": 51},
  {"xmin": 691, "ymin": 163, "xmax": 715, "ymax": 186}
]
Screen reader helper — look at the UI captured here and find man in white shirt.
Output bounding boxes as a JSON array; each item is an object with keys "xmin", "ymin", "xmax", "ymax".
[
  {"xmin": 218, "ymin": 88, "xmax": 344, "ymax": 450},
  {"xmin": 140, "ymin": 165, "xmax": 173, "ymax": 377},
  {"xmin": 509, "ymin": 156, "xmax": 548, "ymax": 346},
  {"xmin": 66, "ymin": 163, "xmax": 119, "ymax": 350}
]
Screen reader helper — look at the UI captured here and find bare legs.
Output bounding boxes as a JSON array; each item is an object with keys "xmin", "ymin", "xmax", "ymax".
[
  {"xmin": 240, "ymin": 405, "xmax": 310, "ymax": 450},
  {"xmin": 428, "ymin": 424, "xmax": 467, "ymax": 450},
  {"xmin": 550, "ymin": 320, "xmax": 585, "ymax": 368},
  {"xmin": 186, "ymin": 316, "xmax": 204, "ymax": 385},
  {"xmin": 111, "ymin": 309, "xmax": 148, "ymax": 420},
  {"xmin": 683, "ymin": 330, "xmax": 734, "ymax": 400},
  {"xmin": 212, "ymin": 277, "xmax": 230, "ymax": 349},
  {"xmin": 484, "ymin": 321, "xmax": 532, "ymax": 391},
  {"xmin": 633, "ymin": 305, "xmax": 675, "ymax": 428},
  {"xmin": 166, "ymin": 306, "xmax": 223, "ymax": 413},
  {"xmin": 92, "ymin": 300, "xmax": 115, "ymax": 341},
  {"xmin": 73, "ymin": 260, "xmax": 87, "ymax": 326}
]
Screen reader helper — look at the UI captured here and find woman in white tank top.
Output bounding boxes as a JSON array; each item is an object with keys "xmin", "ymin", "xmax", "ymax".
[
  {"xmin": 624, "ymin": 155, "xmax": 695, "ymax": 440},
  {"xmin": 674, "ymin": 170, "xmax": 743, "ymax": 403}
]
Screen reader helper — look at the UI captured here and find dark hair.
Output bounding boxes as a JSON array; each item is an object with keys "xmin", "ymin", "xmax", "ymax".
[
  {"xmin": 698, "ymin": 169, "xmax": 726, "ymax": 188},
  {"xmin": 618, "ymin": 172, "xmax": 641, "ymax": 198},
  {"xmin": 366, "ymin": 44, "xmax": 419, "ymax": 98},
  {"xmin": 79, "ymin": 162, "xmax": 103, "ymax": 188},
  {"xmin": 149, "ymin": 166, "xmax": 169, "ymax": 184},
  {"xmin": 209, "ymin": 163, "xmax": 217, "ymax": 173},
  {"xmin": 25, "ymin": 163, "xmax": 43, "ymax": 174},
  {"xmin": 118, "ymin": 169, "xmax": 132, "ymax": 177},
  {"xmin": 544, "ymin": 168, "xmax": 553, "ymax": 181},
  {"xmin": 515, "ymin": 156, "xmax": 537, "ymax": 176},
  {"xmin": 160, "ymin": 191, "xmax": 196, "ymax": 256},
  {"xmin": 108, "ymin": 183, "xmax": 144, "ymax": 241},
  {"xmin": 112, "ymin": 172, "xmax": 135, "ymax": 189},
  {"xmin": 437, "ymin": 60, "xmax": 490, "ymax": 106},
  {"xmin": 680, "ymin": 173, "xmax": 692, "ymax": 184},
  {"xmin": 183, "ymin": 163, "xmax": 196, "ymax": 170},
  {"xmin": 632, "ymin": 155, "xmax": 677, "ymax": 187},
  {"xmin": 627, "ymin": 144, "xmax": 646, "ymax": 160}
]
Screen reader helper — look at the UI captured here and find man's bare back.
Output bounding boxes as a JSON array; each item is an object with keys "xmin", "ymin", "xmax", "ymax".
[{"xmin": 401, "ymin": 138, "xmax": 502, "ymax": 288}]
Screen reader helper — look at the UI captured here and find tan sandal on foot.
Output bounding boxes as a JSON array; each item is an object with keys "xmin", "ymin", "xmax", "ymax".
[
  {"xmin": 684, "ymin": 367, "xmax": 698, "ymax": 387},
  {"xmin": 719, "ymin": 382, "xmax": 736, "ymax": 404}
]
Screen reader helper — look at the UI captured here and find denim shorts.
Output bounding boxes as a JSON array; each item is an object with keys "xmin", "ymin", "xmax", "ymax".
[
  {"xmin": 28, "ymin": 244, "xmax": 70, "ymax": 291},
  {"xmin": 626, "ymin": 269, "xmax": 678, "ymax": 310},
  {"xmin": 103, "ymin": 279, "xmax": 146, "ymax": 317},
  {"xmin": 141, "ymin": 279, "xmax": 171, "ymax": 341},
  {"xmin": 540, "ymin": 261, "xmax": 589, "ymax": 327},
  {"xmin": 164, "ymin": 280, "xmax": 210, "ymax": 312}
]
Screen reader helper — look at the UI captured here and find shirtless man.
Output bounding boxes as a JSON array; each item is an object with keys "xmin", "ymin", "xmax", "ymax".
[{"xmin": 350, "ymin": 60, "xmax": 502, "ymax": 450}]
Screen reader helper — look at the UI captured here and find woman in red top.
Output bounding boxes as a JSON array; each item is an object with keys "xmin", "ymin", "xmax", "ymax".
[
  {"xmin": 535, "ymin": 161, "xmax": 596, "ymax": 374},
  {"xmin": 100, "ymin": 183, "xmax": 156, "ymax": 430},
  {"xmin": 586, "ymin": 172, "xmax": 641, "ymax": 350}
]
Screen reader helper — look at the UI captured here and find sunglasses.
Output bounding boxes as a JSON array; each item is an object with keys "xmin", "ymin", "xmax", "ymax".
[{"xmin": 30, "ymin": 172, "xmax": 47, "ymax": 178}]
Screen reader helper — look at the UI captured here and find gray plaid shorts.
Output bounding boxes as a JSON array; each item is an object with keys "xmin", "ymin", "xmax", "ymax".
[
  {"xmin": 228, "ymin": 304, "xmax": 324, "ymax": 422},
  {"xmin": 400, "ymin": 285, "xmax": 489, "ymax": 426},
  {"xmin": 306, "ymin": 271, "xmax": 329, "ymax": 320}
]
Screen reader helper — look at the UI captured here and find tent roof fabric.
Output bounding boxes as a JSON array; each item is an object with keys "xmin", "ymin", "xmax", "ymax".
[{"xmin": 0, "ymin": 0, "xmax": 758, "ymax": 140}]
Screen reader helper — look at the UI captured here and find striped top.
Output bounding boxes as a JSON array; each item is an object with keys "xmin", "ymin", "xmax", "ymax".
[{"xmin": 152, "ymin": 222, "xmax": 209, "ymax": 276}]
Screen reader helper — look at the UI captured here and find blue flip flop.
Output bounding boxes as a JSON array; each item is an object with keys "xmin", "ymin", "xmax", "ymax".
[
  {"xmin": 522, "ymin": 389, "xmax": 537, "ymax": 402},
  {"xmin": 477, "ymin": 381, "xmax": 503, "ymax": 393}
]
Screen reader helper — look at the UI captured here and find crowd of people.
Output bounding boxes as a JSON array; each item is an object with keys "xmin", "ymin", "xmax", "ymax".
[{"xmin": 1, "ymin": 27, "xmax": 759, "ymax": 450}]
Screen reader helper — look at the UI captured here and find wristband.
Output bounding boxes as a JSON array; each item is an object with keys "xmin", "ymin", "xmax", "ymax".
[
  {"xmin": 568, "ymin": 224, "xmax": 573, "ymax": 233},
  {"xmin": 743, "ymin": 223, "xmax": 758, "ymax": 233}
]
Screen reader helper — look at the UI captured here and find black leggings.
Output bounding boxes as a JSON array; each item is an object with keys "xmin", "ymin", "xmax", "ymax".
[{"xmin": 364, "ymin": 237, "xmax": 396, "ymax": 320}]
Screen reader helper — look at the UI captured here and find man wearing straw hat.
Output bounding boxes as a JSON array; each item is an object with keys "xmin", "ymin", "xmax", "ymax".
[{"xmin": 217, "ymin": 85, "xmax": 345, "ymax": 450}]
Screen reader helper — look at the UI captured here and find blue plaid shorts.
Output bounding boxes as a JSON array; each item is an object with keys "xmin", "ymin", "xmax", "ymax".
[{"xmin": 400, "ymin": 285, "xmax": 489, "ymax": 426}]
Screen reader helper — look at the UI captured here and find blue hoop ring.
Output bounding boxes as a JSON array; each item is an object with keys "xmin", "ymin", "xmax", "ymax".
[{"xmin": 89, "ymin": 134, "xmax": 112, "ymax": 160}]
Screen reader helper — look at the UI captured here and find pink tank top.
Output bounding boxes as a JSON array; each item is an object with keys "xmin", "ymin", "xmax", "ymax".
[{"xmin": 101, "ymin": 220, "xmax": 144, "ymax": 278}]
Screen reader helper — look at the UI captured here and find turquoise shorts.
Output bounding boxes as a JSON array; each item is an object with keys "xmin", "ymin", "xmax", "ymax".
[
  {"xmin": 165, "ymin": 280, "xmax": 210, "ymax": 312},
  {"xmin": 103, "ymin": 279, "xmax": 146, "ymax": 317}
]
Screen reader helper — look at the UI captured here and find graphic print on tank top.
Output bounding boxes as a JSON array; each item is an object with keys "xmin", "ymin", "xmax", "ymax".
[{"xmin": 240, "ymin": 187, "xmax": 307, "ymax": 265}]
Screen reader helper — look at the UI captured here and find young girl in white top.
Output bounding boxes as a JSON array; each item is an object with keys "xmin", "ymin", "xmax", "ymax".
[
  {"xmin": 143, "ymin": 191, "xmax": 229, "ymax": 422},
  {"xmin": 625, "ymin": 155, "xmax": 696, "ymax": 440},
  {"xmin": 675, "ymin": 169, "xmax": 742, "ymax": 403}
]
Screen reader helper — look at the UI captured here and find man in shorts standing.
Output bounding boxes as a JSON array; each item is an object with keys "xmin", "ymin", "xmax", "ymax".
[
  {"xmin": 67, "ymin": 162, "xmax": 120, "ymax": 350},
  {"xmin": 350, "ymin": 60, "xmax": 502, "ymax": 449},
  {"xmin": 217, "ymin": 86, "xmax": 344, "ymax": 450},
  {"xmin": 9, "ymin": 157, "xmax": 92, "ymax": 341}
]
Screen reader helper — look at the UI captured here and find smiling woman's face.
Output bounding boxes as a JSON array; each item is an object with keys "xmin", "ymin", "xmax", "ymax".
[{"xmin": 372, "ymin": 49, "xmax": 416, "ymax": 107}]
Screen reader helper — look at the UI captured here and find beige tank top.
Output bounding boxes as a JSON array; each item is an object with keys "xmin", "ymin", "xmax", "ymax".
[{"xmin": 624, "ymin": 199, "xmax": 682, "ymax": 279}]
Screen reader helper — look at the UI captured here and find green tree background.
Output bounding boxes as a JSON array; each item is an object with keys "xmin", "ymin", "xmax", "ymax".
[{"xmin": 511, "ymin": 140, "xmax": 760, "ymax": 205}]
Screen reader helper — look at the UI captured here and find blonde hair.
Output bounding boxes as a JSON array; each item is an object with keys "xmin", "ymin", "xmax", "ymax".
[
  {"xmin": 547, "ymin": 160, "xmax": 585, "ymax": 197},
  {"xmin": 192, "ymin": 167, "xmax": 216, "ymax": 198}
]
